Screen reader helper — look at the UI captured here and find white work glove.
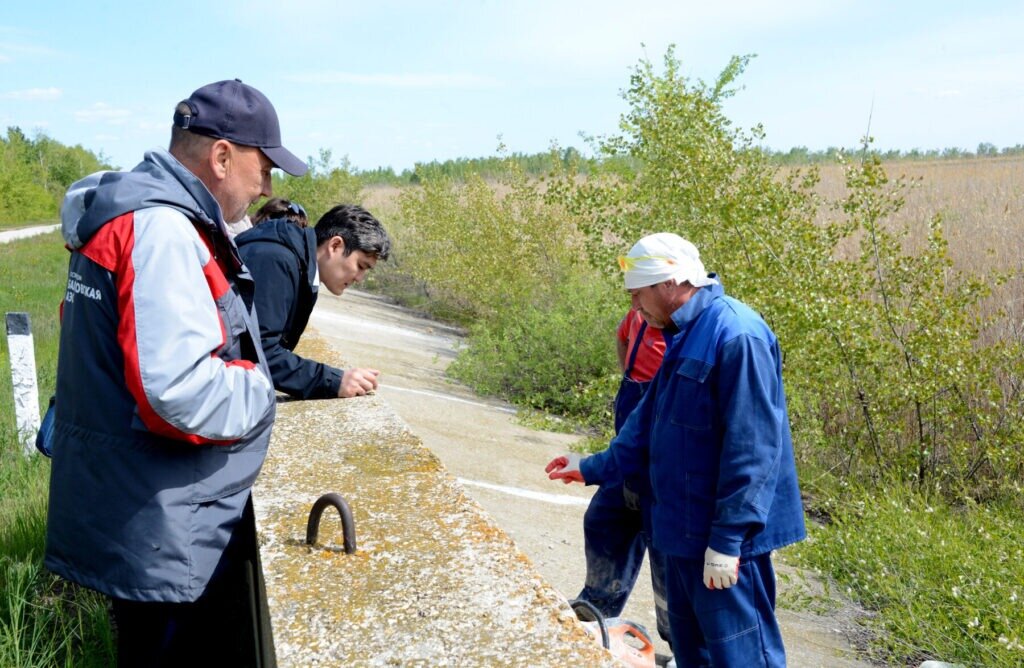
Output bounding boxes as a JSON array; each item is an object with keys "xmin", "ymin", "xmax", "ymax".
[
  {"xmin": 545, "ymin": 453, "xmax": 584, "ymax": 484},
  {"xmin": 703, "ymin": 547, "xmax": 740, "ymax": 589}
]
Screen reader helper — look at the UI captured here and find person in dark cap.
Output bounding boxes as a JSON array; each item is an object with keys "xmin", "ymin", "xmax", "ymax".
[{"xmin": 45, "ymin": 79, "xmax": 306, "ymax": 667}]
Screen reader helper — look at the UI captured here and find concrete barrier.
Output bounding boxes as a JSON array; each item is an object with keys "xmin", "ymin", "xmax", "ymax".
[{"xmin": 253, "ymin": 334, "xmax": 617, "ymax": 666}]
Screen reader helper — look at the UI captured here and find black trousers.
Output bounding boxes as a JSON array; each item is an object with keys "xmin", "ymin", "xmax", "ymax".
[{"xmin": 110, "ymin": 498, "xmax": 276, "ymax": 668}]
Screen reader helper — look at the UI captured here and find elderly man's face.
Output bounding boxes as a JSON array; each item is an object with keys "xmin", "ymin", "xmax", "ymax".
[
  {"xmin": 220, "ymin": 144, "xmax": 273, "ymax": 223},
  {"xmin": 629, "ymin": 280, "xmax": 697, "ymax": 328},
  {"xmin": 629, "ymin": 282, "xmax": 673, "ymax": 328}
]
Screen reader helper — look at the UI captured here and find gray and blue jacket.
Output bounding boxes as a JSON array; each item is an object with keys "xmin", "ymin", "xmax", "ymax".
[
  {"xmin": 581, "ymin": 282, "xmax": 806, "ymax": 559},
  {"xmin": 44, "ymin": 149, "xmax": 277, "ymax": 603}
]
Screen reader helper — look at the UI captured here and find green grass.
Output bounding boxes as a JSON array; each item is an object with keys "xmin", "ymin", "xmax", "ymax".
[
  {"xmin": 0, "ymin": 232, "xmax": 115, "ymax": 666},
  {"xmin": 790, "ymin": 484, "xmax": 1024, "ymax": 667},
  {"xmin": 0, "ymin": 231, "xmax": 66, "ymax": 426}
]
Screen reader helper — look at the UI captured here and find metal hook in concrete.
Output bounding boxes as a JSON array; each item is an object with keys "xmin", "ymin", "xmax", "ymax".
[{"xmin": 306, "ymin": 493, "xmax": 357, "ymax": 554}]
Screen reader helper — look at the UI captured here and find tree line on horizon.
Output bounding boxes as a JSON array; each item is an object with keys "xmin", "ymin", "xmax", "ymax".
[
  {"xmin": 3, "ymin": 123, "xmax": 1022, "ymax": 225},
  {"xmin": 357, "ymin": 140, "xmax": 1024, "ymax": 185}
]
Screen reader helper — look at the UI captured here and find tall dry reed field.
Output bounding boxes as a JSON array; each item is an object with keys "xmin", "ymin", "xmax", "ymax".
[
  {"xmin": 360, "ymin": 184, "xmax": 405, "ymax": 222},
  {"xmin": 806, "ymin": 156, "xmax": 1024, "ymax": 344},
  {"xmin": 372, "ymin": 156, "xmax": 1023, "ymax": 343}
]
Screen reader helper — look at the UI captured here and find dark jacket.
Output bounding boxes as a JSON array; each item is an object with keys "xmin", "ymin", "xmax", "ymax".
[
  {"xmin": 45, "ymin": 149, "xmax": 276, "ymax": 603},
  {"xmin": 236, "ymin": 219, "xmax": 343, "ymax": 399}
]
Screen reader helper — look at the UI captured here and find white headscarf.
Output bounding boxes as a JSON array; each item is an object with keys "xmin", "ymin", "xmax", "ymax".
[{"xmin": 621, "ymin": 232, "xmax": 718, "ymax": 290}]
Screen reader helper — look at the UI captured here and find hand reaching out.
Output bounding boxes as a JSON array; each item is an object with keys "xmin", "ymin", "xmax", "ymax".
[{"xmin": 545, "ymin": 453, "xmax": 584, "ymax": 484}]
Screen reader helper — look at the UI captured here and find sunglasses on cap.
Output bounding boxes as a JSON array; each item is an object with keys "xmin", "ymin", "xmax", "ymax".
[
  {"xmin": 616, "ymin": 254, "xmax": 677, "ymax": 272},
  {"xmin": 285, "ymin": 201, "xmax": 307, "ymax": 218}
]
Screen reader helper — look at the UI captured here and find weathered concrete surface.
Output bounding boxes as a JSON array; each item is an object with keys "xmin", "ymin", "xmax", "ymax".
[{"xmin": 253, "ymin": 336, "xmax": 617, "ymax": 666}]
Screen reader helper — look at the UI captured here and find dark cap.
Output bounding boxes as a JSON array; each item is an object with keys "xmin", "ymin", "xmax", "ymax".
[{"xmin": 173, "ymin": 79, "xmax": 308, "ymax": 176}]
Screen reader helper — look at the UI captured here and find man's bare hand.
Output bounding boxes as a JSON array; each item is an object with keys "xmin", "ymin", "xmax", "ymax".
[{"xmin": 338, "ymin": 368, "xmax": 380, "ymax": 398}]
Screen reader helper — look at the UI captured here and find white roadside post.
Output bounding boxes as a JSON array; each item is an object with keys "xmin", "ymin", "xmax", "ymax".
[{"xmin": 6, "ymin": 312, "xmax": 41, "ymax": 456}]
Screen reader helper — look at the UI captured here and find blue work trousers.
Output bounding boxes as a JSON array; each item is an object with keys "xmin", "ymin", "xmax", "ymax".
[
  {"xmin": 578, "ymin": 481, "xmax": 670, "ymax": 643},
  {"xmin": 664, "ymin": 552, "xmax": 786, "ymax": 667}
]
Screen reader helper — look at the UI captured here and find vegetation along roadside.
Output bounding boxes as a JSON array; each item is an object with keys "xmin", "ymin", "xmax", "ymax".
[
  {"xmin": 373, "ymin": 49, "xmax": 1024, "ymax": 667},
  {"xmin": 2, "ymin": 45, "xmax": 1022, "ymax": 665}
]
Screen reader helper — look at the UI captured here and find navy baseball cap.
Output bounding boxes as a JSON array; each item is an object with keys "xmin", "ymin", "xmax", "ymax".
[{"xmin": 173, "ymin": 79, "xmax": 308, "ymax": 176}]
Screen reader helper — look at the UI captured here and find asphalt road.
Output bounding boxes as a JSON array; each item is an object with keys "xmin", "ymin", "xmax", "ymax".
[
  {"xmin": 312, "ymin": 288, "xmax": 873, "ymax": 667},
  {"xmin": 0, "ymin": 223, "xmax": 60, "ymax": 244}
]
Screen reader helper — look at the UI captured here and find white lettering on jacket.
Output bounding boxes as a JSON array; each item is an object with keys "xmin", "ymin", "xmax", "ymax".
[{"xmin": 66, "ymin": 277, "xmax": 102, "ymax": 303}]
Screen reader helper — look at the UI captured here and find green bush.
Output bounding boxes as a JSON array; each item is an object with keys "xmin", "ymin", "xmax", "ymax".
[
  {"xmin": 791, "ymin": 485, "xmax": 1024, "ymax": 667},
  {"xmin": 266, "ymin": 148, "xmax": 363, "ymax": 223},
  {"xmin": 378, "ymin": 46, "xmax": 1024, "ymax": 663},
  {"xmin": 392, "ymin": 157, "xmax": 626, "ymax": 426},
  {"xmin": 397, "ymin": 161, "xmax": 588, "ymax": 323},
  {"xmin": 448, "ymin": 273, "xmax": 622, "ymax": 429},
  {"xmin": 545, "ymin": 47, "xmax": 1024, "ymax": 499},
  {"xmin": 782, "ymin": 154, "xmax": 1024, "ymax": 497}
]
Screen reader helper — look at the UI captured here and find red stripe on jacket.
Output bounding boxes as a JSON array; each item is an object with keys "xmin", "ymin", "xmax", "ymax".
[{"xmin": 80, "ymin": 212, "xmax": 235, "ymax": 446}]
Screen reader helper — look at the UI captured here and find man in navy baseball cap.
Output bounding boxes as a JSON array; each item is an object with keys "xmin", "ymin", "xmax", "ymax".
[
  {"xmin": 173, "ymin": 78, "xmax": 308, "ymax": 177},
  {"xmin": 46, "ymin": 79, "xmax": 309, "ymax": 666}
]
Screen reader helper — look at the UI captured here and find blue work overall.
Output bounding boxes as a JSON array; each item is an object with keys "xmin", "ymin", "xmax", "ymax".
[{"xmin": 578, "ymin": 321, "xmax": 671, "ymax": 643}]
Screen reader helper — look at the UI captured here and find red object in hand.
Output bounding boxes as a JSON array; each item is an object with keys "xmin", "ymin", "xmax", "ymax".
[{"xmin": 545, "ymin": 454, "xmax": 584, "ymax": 484}]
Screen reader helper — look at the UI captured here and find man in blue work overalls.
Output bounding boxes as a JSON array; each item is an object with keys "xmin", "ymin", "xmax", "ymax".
[{"xmin": 548, "ymin": 232, "xmax": 805, "ymax": 667}]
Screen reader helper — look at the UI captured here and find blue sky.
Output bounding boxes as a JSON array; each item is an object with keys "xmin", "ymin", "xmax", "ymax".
[{"xmin": 2, "ymin": 1, "xmax": 1021, "ymax": 172}]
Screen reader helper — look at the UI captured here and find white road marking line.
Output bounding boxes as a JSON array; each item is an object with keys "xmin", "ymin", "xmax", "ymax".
[
  {"xmin": 457, "ymin": 477, "xmax": 590, "ymax": 506},
  {"xmin": 382, "ymin": 384, "xmax": 517, "ymax": 414}
]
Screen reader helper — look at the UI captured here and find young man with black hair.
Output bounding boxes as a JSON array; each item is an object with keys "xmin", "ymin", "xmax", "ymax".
[{"xmin": 236, "ymin": 204, "xmax": 391, "ymax": 399}]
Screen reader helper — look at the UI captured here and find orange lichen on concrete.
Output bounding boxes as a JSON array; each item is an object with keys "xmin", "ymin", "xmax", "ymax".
[{"xmin": 252, "ymin": 332, "xmax": 618, "ymax": 666}]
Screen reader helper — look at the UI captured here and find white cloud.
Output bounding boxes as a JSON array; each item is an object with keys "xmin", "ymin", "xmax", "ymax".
[
  {"xmin": 288, "ymin": 71, "xmax": 500, "ymax": 89},
  {"xmin": 74, "ymin": 103, "xmax": 132, "ymax": 125},
  {"xmin": 1, "ymin": 87, "xmax": 61, "ymax": 101},
  {"xmin": 0, "ymin": 54, "xmax": 10, "ymax": 64}
]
